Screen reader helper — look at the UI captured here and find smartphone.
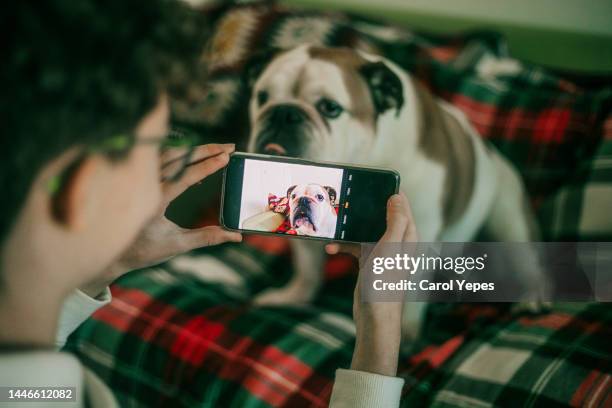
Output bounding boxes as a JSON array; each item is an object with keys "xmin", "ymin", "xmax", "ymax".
[{"xmin": 220, "ymin": 152, "xmax": 400, "ymax": 243}]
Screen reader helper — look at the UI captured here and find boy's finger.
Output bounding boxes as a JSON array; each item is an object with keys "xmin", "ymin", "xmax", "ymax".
[
  {"xmin": 181, "ymin": 226, "xmax": 242, "ymax": 251},
  {"xmin": 161, "ymin": 143, "xmax": 234, "ymax": 167},
  {"xmin": 325, "ymin": 243, "xmax": 361, "ymax": 257},
  {"xmin": 381, "ymin": 193, "xmax": 413, "ymax": 243},
  {"xmin": 161, "ymin": 152, "xmax": 230, "ymax": 206},
  {"xmin": 401, "ymin": 193, "xmax": 418, "ymax": 242},
  {"xmin": 325, "ymin": 243, "xmax": 340, "ymax": 254}
]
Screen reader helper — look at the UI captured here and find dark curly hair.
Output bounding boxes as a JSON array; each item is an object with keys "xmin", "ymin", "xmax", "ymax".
[{"xmin": 0, "ymin": 0, "xmax": 208, "ymax": 245}]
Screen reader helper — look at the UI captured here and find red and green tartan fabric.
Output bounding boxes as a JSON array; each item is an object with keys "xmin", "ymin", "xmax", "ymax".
[
  {"xmin": 65, "ymin": 1, "xmax": 612, "ymax": 407},
  {"xmin": 267, "ymin": 194, "xmax": 297, "ymax": 234},
  {"xmin": 268, "ymin": 194, "xmax": 289, "ymax": 214},
  {"xmin": 65, "ymin": 246, "xmax": 612, "ymax": 407}
]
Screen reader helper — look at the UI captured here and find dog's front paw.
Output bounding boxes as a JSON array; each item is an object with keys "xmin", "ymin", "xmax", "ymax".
[
  {"xmin": 511, "ymin": 301, "xmax": 552, "ymax": 315},
  {"xmin": 253, "ymin": 286, "xmax": 315, "ymax": 306},
  {"xmin": 511, "ymin": 282, "xmax": 553, "ymax": 315}
]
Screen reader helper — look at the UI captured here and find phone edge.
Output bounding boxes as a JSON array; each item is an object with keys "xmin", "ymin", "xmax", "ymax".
[{"xmin": 219, "ymin": 152, "xmax": 402, "ymax": 244}]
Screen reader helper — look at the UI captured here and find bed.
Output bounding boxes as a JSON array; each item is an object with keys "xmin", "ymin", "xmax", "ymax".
[{"xmin": 65, "ymin": 1, "xmax": 612, "ymax": 406}]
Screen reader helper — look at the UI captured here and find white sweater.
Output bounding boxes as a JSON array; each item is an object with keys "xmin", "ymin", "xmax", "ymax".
[{"xmin": 0, "ymin": 289, "xmax": 404, "ymax": 407}]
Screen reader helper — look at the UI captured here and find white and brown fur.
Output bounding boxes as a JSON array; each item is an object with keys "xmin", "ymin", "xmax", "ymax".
[
  {"xmin": 287, "ymin": 183, "xmax": 338, "ymax": 238},
  {"xmin": 247, "ymin": 45, "xmax": 542, "ymax": 338}
]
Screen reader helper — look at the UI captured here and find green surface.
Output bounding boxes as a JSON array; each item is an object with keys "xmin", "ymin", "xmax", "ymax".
[{"xmin": 283, "ymin": 0, "xmax": 612, "ymax": 74}]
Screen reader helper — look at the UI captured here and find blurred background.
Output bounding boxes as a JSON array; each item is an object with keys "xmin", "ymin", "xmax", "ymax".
[
  {"xmin": 282, "ymin": 0, "xmax": 612, "ymax": 73},
  {"xmin": 170, "ymin": 0, "xmax": 612, "ymax": 231}
]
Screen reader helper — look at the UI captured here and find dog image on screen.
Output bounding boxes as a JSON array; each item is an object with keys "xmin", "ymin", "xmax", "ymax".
[
  {"xmin": 287, "ymin": 183, "xmax": 337, "ymax": 238},
  {"xmin": 238, "ymin": 159, "xmax": 342, "ymax": 238}
]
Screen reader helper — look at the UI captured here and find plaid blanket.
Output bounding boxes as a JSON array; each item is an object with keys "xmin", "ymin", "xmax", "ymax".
[
  {"xmin": 66, "ymin": 246, "xmax": 612, "ymax": 407},
  {"xmin": 65, "ymin": 1, "xmax": 612, "ymax": 407}
]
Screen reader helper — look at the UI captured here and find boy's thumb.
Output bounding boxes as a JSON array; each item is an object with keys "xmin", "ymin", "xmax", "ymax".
[{"xmin": 382, "ymin": 194, "xmax": 411, "ymax": 242}]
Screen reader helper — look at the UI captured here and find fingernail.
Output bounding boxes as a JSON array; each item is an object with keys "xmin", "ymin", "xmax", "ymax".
[
  {"xmin": 224, "ymin": 143, "xmax": 235, "ymax": 150},
  {"xmin": 389, "ymin": 194, "xmax": 401, "ymax": 206}
]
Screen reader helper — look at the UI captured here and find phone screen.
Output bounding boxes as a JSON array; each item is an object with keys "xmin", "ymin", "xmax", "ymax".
[{"xmin": 221, "ymin": 153, "xmax": 399, "ymax": 242}]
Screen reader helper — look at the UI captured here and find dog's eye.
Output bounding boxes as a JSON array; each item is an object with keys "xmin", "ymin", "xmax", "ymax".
[
  {"xmin": 316, "ymin": 194, "xmax": 325, "ymax": 201},
  {"xmin": 316, "ymin": 98, "xmax": 343, "ymax": 119},
  {"xmin": 291, "ymin": 193, "xmax": 296, "ymax": 199},
  {"xmin": 257, "ymin": 90, "xmax": 269, "ymax": 107}
]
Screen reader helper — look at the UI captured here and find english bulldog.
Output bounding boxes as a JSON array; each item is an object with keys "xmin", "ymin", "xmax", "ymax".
[
  {"xmin": 287, "ymin": 183, "xmax": 338, "ymax": 238},
  {"xmin": 247, "ymin": 45, "xmax": 545, "ymax": 337}
]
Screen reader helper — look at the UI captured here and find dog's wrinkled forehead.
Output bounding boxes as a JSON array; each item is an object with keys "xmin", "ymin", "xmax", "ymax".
[
  {"xmin": 255, "ymin": 45, "xmax": 376, "ymax": 122},
  {"xmin": 291, "ymin": 183, "xmax": 326, "ymax": 198}
]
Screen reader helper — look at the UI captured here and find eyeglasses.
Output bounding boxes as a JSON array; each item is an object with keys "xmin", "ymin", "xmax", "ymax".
[{"xmin": 47, "ymin": 128, "xmax": 198, "ymax": 195}]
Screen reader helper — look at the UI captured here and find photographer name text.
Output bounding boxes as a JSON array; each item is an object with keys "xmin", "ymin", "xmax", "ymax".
[{"xmin": 372, "ymin": 279, "xmax": 494, "ymax": 292}]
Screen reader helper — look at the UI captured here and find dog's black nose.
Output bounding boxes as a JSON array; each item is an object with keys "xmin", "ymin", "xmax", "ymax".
[
  {"xmin": 268, "ymin": 104, "xmax": 307, "ymax": 126},
  {"xmin": 298, "ymin": 197, "xmax": 311, "ymax": 207}
]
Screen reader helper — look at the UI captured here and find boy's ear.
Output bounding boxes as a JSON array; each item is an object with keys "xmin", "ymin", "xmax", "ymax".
[
  {"xmin": 359, "ymin": 61, "xmax": 404, "ymax": 116},
  {"xmin": 52, "ymin": 157, "xmax": 99, "ymax": 230},
  {"xmin": 243, "ymin": 48, "xmax": 281, "ymax": 90}
]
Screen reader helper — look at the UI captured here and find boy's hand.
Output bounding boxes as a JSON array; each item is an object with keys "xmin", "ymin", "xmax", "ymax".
[
  {"xmin": 328, "ymin": 193, "xmax": 417, "ymax": 377},
  {"xmin": 79, "ymin": 143, "xmax": 242, "ymax": 298}
]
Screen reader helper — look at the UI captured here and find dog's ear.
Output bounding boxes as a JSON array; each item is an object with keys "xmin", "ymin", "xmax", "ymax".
[
  {"xmin": 360, "ymin": 61, "xmax": 404, "ymax": 116},
  {"xmin": 243, "ymin": 48, "xmax": 280, "ymax": 90},
  {"xmin": 323, "ymin": 186, "xmax": 337, "ymax": 206},
  {"xmin": 287, "ymin": 185, "xmax": 297, "ymax": 198}
]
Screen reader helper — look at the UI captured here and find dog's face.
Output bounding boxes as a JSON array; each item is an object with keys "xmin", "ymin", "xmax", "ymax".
[
  {"xmin": 287, "ymin": 183, "xmax": 337, "ymax": 236},
  {"xmin": 248, "ymin": 45, "xmax": 404, "ymax": 162}
]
